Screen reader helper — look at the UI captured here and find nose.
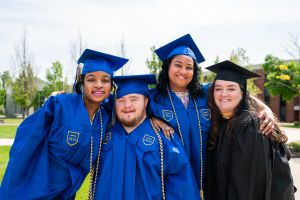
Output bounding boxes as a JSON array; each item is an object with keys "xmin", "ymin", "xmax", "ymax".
[
  {"xmin": 124, "ymin": 100, "xmax": 132, "ymax": 108},
  {"xmin": 179, "ymin": 67, "xmax": 188, "ymax": 74},
  {"xmin": 95, "ymin": 80, "xmax": 103, "ymax": 88},
  {"xmin": 221, "ymin": 89, "xmax": 229, "ymax": 96}
]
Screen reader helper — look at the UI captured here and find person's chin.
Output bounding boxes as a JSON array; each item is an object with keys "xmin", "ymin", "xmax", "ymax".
[{"xmin": 120, "ymin": 119, "xmax": 137, "ymax": 127}]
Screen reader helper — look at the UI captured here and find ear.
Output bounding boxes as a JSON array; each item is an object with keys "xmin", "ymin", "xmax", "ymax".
[{"xmin": 144, "ymin": 96, "xmax": 149, "ymax": 107}]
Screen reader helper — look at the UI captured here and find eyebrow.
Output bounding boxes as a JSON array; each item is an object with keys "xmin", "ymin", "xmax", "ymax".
[
  {"xmin": 173, "ymin": 60, "xmax": 193, "ymax": 65},
  {"xmin": 215, "ymin": 84, "xmax": 238, "ymax": 87},
  {"xmin": 86, "ymin": 74, "xmax": 111, "ymax": 78}
]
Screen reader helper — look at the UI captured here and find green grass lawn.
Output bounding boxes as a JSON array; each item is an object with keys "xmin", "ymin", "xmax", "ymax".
[
  {"xmin": 0, "ymin": 145, "xmax": 89, "ymax": 197},
  {"xmin": 0, "ymin": 146, "xmax": 10, "ymax": 183},
  {"xmin": 1, "ymin": 118, "xmax": 23, "ymax": 124},
  {"xmin": 0, "ymin": 125, "xmax": 18, "ymax": 139},
  {"xmin": 76, "ymin": 176, "xmax": 89, "ymax": 199},
  {"xmin": 281, "ymin": 122, "xmax": 300, "ymax": 128}
]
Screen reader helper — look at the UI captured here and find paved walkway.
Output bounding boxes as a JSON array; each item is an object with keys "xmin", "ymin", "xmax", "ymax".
[
  {"xmin": 0, "ymin": 138, "xmax": 14, "ymax": 146},
  {"xmin": 282, "ymin": 127, "xmax": 300, "ymax": 143}
]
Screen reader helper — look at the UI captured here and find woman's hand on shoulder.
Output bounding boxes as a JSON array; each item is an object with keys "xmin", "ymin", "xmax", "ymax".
[
  {"xmin": 258, "ymin": 108, "xmax": 275, "ymax": 135},
  {"xmin": 151, "ymin": 117, "xmax": 174, "ymax": 140}
]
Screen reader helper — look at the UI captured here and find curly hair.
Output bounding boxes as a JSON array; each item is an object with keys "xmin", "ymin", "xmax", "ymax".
[{"xmin": 156, "ymin": 56, "xmax": 205, "ymax": 99}]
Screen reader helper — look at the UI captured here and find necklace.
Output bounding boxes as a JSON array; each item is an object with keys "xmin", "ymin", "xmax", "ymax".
[
  {"xmin": 82, "ymin": 95, "xmax": 104, "ymax": 200},
  {"xmin": 149, "ymin": 119, "xmax": 165, "ymax": 200},
  {"xmin": 172, "ymin": 89, "xmax": 190, "ymax": 108},
  {"xmin": 167, "ymin": 88, "xmax": 204, "ymax": 200}
]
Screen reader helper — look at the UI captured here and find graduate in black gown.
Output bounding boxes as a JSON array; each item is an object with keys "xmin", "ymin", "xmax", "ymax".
[{"xmin": 205, "ymin": 60, "xmax": 295, "ymax": 200}]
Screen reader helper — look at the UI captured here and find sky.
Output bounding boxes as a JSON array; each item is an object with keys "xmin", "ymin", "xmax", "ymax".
[{"xmin": 1, "ymin": 0, "xmax": 300, "ymax": 82}]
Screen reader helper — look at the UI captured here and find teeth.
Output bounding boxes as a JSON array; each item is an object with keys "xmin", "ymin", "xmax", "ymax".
[
  {"xmin": 220, "ymin": 99, "xmax": 230, "ymax": 102},
  {"xmin": 176, "ymin": 75, "xmax": 186, "ymax": 79}
]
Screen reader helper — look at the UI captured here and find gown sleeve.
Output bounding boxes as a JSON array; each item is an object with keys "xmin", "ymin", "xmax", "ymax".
[
  {"xmin": 165, "ymin": 134, "xmax": 200, "ymax": 200},
  {"xmin": 228, "ymin": 114, "xmax": 273, "ymax": 200},
  {"xmin": 0, "ymin": 96, "xmax": 56, "ymax": 199}
]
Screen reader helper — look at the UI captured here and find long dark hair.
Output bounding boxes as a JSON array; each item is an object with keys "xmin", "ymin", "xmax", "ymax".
[
  {"xmin": 156, "ymin": 56, "xmax": 205, "ymax": 99},
  {"xmin": 208, "ymin": 80, "xmax": 249, "ymax": 149}
]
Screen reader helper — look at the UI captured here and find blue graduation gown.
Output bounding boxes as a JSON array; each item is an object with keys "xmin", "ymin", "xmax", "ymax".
[
  {"xmin": 148, "ymin": 85, "xmax": 211, "ymax": 191},
  {"xmin": 0, "ymin": 94, "xmax": 109, "ymax": 200},
  {"xmin": 95, "ymin": 118, "xmax": 200, "ymax": 200}
]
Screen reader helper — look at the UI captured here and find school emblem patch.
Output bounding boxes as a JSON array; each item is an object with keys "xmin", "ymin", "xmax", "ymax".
[
  {"xmin": 67, "ymin": 131, "xmax": 80, "ymax": 146},
  {"xmin": 162, "ymin": 110, "xmax": 173, "ymax": 122},
  {"xmin": 142, "ymin": 134, "xmax": 155, "ymax": 146},
  {"xmin": 103, "ymin": 132, "xmax": 111, "ymax": 144},
  {"xmin": 201, "ymin": 109, "xmax": 211, "ymax": 120}
]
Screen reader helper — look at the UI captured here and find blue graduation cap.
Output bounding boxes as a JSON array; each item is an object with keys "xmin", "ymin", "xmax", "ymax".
[
  {"xmin": 114, "ymin": 74, "xmax": 157, "ymax": 98},
  {"xmin": 154, "ymin": 34, "xmax": 205, "ymax": 64},
  {"xmin": 77, "ymin": 49, "xmax": 129, "ymax": 76}
]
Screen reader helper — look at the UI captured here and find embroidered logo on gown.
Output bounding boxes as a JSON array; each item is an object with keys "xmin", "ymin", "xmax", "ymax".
[
  {"xmin": 142, "ymin": 134, "xmax": 156, "ymax": 145},
  {"xmin": 67, "ymin": 131, "xmax": 80, "ymax": 146},
  {"xmin": 162, "ymin": 110, "xmax": 173, "ymax": 122}
]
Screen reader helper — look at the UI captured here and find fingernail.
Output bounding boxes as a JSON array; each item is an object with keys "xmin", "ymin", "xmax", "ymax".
[{"xmin": 171, "ymin": 134, "xmax": 174, "ymax": 139}]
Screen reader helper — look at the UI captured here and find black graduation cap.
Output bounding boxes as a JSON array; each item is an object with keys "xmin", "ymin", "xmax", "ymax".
[{"xmin": 206, "ymin": 60, "xmax": 261, "ymax": 86}]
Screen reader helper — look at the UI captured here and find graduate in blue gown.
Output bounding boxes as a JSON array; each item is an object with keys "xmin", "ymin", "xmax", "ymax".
[
  {"xmin": 0, "ymin": 49, "xmax": 128, "ymax": 200},
  {"xmin": 95, "ymin": 74, "xmax": 200, "ymax": 200},
  {"xmin": 148, "ymin": 34, "xmax": 210, "ymax": 199}
]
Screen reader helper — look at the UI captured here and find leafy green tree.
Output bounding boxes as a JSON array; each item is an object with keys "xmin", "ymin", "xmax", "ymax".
[
  {"xmin": 0, "ymin": 71, "xmax": 11, "ymax": 90},
  {"xmin": 0, "ymin": 89, "xmax": 5, "ymax": 107},
  {"xmin": 43, "ymin": 61, "xmax": 68, "ymax": 97},
  {"xmin": 0, "ymin": 71, "xmax": 11, "ymax": 112},
  {"xmin": 11, "ymin": 64, "xmax": 37, "ymax": 118},
  {"xmin": 145, "ymin": 46, "xmax": 162, "ymax": 77},
  {"xmin": 262, "ymin": 55, "xmax": 300, "ymax": 101}
]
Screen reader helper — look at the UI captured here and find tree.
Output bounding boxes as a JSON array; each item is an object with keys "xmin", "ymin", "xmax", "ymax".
[
  {"xmin": 43, "ymin": 61, "xmax": 68, "ymax": 97},
  {"xmin": 262, "ymin": 55, "xmax": 300, "ymax": 101},
  {"xmin": 11, "ymin": 30, "xmax": 38, "ymax": 118},
  {"xmin": 202, "ymin": 56, "xmax": 219, "ymax": 83},
  {"xmin": 70, "ymin": 29, "xmax": 84, "ymax": 92},
  {"xmin": 284, "ymin": 33, "xmax": 300, "ymax": 61},
  {"xmin": 145, "ymin": 46, "xmax": 162, "ymax": 77},
  {"xmin": 0, "ymin": 71, "xmax": 12, "ymax": 112},
  {"xmin": 0, "ymin": 71, "xmax": 11, "ymax": 90},
  {"xmin": 229, "ymin": 48, "xmax": 261, "ymax": 96},
  {"xmin": 118, "ymin": 35, "xmax": 131, "ymax": 75}
]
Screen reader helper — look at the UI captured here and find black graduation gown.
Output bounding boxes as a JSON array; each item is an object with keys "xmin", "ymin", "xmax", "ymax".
[{"xmin": 206, "ymin": 110, "xmax": 295, "ymax": 200}]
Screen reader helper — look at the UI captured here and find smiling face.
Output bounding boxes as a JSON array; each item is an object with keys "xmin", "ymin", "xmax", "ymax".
[
  {"xmin": 83, "ymin": 71, "xmax": 112, "ymax": 105},
  {"xmin": 115, "ymin": 94, "xmax": 148, "ymax": 128},
  {"xmin": 213, "ymin": 80, "xmax": 243, "ymax": 113},
  {"xmin": 168, "ymin": 55, "xmax": 194, "ymax": 92}
]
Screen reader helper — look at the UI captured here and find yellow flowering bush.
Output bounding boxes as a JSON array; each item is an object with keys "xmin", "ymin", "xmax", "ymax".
[
  {"xmin": 276, "ymin": 74, "xmax": 291, "ymax": 81},
  {"xmin": 278, "ymin": 65, "xmax": 288, "ymax": 70}
]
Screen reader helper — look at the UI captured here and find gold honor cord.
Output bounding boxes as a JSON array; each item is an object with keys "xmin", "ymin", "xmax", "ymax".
[
  {"xmin": 82, "ymin": 95, "xmax": 104, "ymax": 200},
  {"xmin": 192, "ymin": 98, "xmax": 204, "ymax": 200},
  {"xmin": 150, "ymin": 119, "xmax": 166, "ymax": 200},
  {"xmin": 167, "ymin": 89, "xmax": 204, "ymax": 199},
  {"xmin": 167, "ymin": 88, "xmax": 185, "ymax": 145}
]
